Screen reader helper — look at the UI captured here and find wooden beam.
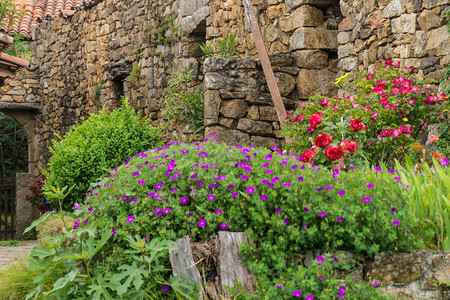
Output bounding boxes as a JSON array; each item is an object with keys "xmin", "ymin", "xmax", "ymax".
[{"xmin": 242, "ymin": 0, "xmax": 293, "ymax": 145}]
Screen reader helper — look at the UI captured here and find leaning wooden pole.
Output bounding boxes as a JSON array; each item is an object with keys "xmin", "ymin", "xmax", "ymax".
[{"xmin": 242, "ymin": 0, "xmax": 293, "ymax": 145}]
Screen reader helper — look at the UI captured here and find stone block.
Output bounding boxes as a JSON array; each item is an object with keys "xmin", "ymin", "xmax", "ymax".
[
  {"xmin": 204, "ymin": 57, "xmax": 256, "ymax": 73},
  {"xmin": 173, "ymin": 58, "xmax": 199, "ymax": 78},
  {"xmin": 264, "ymin": 24, "xmax": 279, "ymax": 43},
  {"xmin": 290, "ymin": 28, "xmax": 338, "ymax": 50},
  {"xmin": 423, "ymin": 0, "xmax": 449, "ymax": 9},
  {"xmin": 181, "ymin": 6, "xmax": 210, "ymax": 34},
  {"xmin": 417, "ymin": 10, "xmax": 441, "ymax": 31},
  {"xmin": 205, "ymin": 127, "xmax": 250, "ymax": 146},
  {"xmin": 219, "ymin": 118, "xmax": 234, "ymax": 128},
  {"xmin": 286, "ymin": 0, "xmax": 335, "ymax": 11},
  {"xmin": 204, "ymin": 72, "xmax": 258, "ymax": 92},
  {"xmin": 338, "ymin": 43, "xmax": 355, "ymax": 58},
  {"xmin": 338, "ymin": 56, "xmax": 357, "ymax": 71},
  {"xmin": 426, "ymin": 26, "xmax": 450, "ymax": 56},
  {"xmin": 219, "ymin": 90, "xmax": 246, "ymax": 99},
  {"xmin": 391, "ymin": 14, "xmax": 417, "ymax": 34},
  {"xmin": 250, "ymin": 136, "xmax": 281, "ymax": 148},
  {"xmin": 237, "ymin": 119, "xmax": 273, "ymax": 135},
  {"xmin": 247, "ymin": 106, "xmax": 260, "ymax": 120},
  {"xmin": 269, "ymin": 53, "xmax": 295, "ymax": 67},
  {"xmin": 337, "ymin": 32, "xmax": 350, "ymax": 44},
  {"xmin": 259, "ymin": 106, "xmax": 278, "ymax": 122},
  {"xmin": 296, "ymin": 68, "xmax": 338, "ymax": 98},
  {"xmin": 381, "ymin": 0, "xmax": 407, "ymax": 18},
  {"xmin": 290, "ymin": 5, "xmax": 324, "ymax": 28},
  {"xmin": 204, "ymin": 90, "xmax": 221, "ymax": 124},
  {"xmin": 275, "ymin": 73, "xmax": 296, "ymax": 96},
  {"xmin": 412, "ymin": 30, "xmax": 428, "ymax": 56},
  {"xmin": 220, "ymin": 99, "xmax": 249, "ymax": 119},
  {"xmin": 366, "ymin": 252, "xmax": 424, "ymax": 284},
  {"xmin": 246, "ymin": 93, "xmax": 274, "ymax": 105},
  {"xmin": 292, "ymin": 50, "xmax": 328, "ymax": 69},
  {"xmin": 339, "ymin": 17, "xmax": 353, "ymax": 31}
]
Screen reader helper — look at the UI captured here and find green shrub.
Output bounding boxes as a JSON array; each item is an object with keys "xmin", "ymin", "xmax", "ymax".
[
  {"xmin": 27, "ymin": 139, "xmax": 431, "ymax": 298},
  {"xmin": 44, "ymin": 98, "xmax": 162, "ymax": 210}
]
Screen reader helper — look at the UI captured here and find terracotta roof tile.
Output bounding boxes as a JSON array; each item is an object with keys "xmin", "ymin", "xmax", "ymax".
[{"xmin": 1, "ymin": 0, "xmax": 104, "ymax": 39}]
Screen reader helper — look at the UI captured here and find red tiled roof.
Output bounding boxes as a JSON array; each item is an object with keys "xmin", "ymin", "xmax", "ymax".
[{"xmin": 1, "ymin": 0, "xmax": 103, "ymax": 39}]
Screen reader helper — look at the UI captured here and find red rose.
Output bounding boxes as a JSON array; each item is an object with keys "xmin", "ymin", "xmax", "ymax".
[
  {"xmin": 30, "ymin": 186, "xmax": 38, "ymax": 190},
  {"xmin": 315, "ymin": 133, "xmax": 333, "ymax": 147},
  {"xmin": 340, "ymin": 141, "xmax": 358, "ymax": 155},
  {"xmin": 309, "ymin": 114, "xmax": 322, "ymax": 129},
  {"xmin": 301, "ymin": 150, "xmax": 314, "ymax": 163},
  {"xmin": 325, "ymin": 146, "xmax": 343, "ymax": 161},
  {"xmin": 348, "ymin": 119, "xmax": 366, "ymax": 131},
  {"xmin": 26, "ymin": 195, "xmax": 30, "ymax": 200}
]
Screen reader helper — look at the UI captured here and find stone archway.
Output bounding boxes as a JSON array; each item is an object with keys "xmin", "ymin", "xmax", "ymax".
[{"xmin": 0, "ymin": 102, "xmax": 40, "ymax": 237}]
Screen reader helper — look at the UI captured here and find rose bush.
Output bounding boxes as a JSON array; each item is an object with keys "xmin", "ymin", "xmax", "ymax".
[{"xmin": 283, "ymin": 58, "xmax": 449, "ymax": 167}]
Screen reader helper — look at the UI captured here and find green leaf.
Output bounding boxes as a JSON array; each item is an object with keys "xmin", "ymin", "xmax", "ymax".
[
  {"xmin": 49, "ymin": 270, "xmax": 78, "ymax": 293},
  {"xmin": 111, "ymin": 262, "xmax": 147, "ymax": 295},
  {"xmin": 23, "ymin": 212, "xmax": 55, "ymax": 235}
]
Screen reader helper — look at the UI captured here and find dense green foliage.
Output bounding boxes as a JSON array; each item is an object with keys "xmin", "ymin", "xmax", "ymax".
[
  {"xmin": 25, "ymin": 139, "xmax": 433, "ymax": 298},
  {"xmin": 43, "ymin": 99, "xmax": 161, "ymax": 210}
]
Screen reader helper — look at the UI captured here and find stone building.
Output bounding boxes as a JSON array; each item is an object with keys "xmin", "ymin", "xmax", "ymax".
[{"xmin": 0, "ymin": 0, "xmax": 448, "ymax": 236}]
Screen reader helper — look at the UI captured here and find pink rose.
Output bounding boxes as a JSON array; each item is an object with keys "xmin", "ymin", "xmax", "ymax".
[
  {"xmin": 340, "ymin": 141, "xmax": 358, "ymax": 155},
  {"xmin": 315, "ymin": 133, "xmax": 333, "ymax": 148},
  {"xmin": 309, "ymin": 114, "xmax": 322, "ymax": 130},
  {"xmin": 325, "ymin": 146, "xmax": 343, "ymax": 161},
  {"xmin": 349, "ymin": 119, "xmax": 366, "ymax": 131}
]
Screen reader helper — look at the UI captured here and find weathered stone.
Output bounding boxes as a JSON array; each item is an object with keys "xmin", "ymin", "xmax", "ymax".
[
  {"xmin": 366, "ymin": 252, "xmax": 423, "ymax": 284},
  {"xmin": 259, "ymin": 106, "xmax": 278, "ymax": 122},
  {"xmin": 338, "ymin": 56, "xmax": 358, "ymax": 71},
  {"xmin": 290, "ymin": 28, "xmax": 338, "ymax": 50},
  {"xmin": 220, "ymin": 99, "xmax": 249, "ymax": 119},
  {"xmin": 339, "ymin": 17, "xmax": 353, "ymax": 31},
  {"xmin": 269, "ymin": 53, "xmax": 294, "ymax": 66},
  {"xmin": 204, "ymin": 90, "xmax": 221, "ymax": 125},
  {"xmin": 292, "ymin": 5, "xmax": 324, "ymax": 27},
  {"xmin": 434, "ymin": 266, "xmax": 450, "ymax": 284},
  {"xmin": 204, "ymin": 72, "xmax": 258, "ymax": 92},
  {"xmin": 250, "ymin": 136, "xmax": 280, "ymax": 148},
  {"xmin": 296, "ymin": 69, "xmax": 338, "ymax": 99},
  {"xmin": 219, "ymin": 117, "xmax": 234, "ymax": 128},
  {"xmin": 275, "ymin": 73, "xmax": 296, "ymax": 96},
  {"xmin": 205, "ymin": 126, "xmax": 250, "ymax": 146},
  {"xmin": 204, "ymin": 57, "xmax": 256, "ymax": 73},
  {"xmin": 286, "ymin": 0, "xmax": 335, "ymax": 11},
  {"xmin": 264, "ymin": 24, "xmax": 279, "ymax": 43},
  {"xmin": 423, "ymin": 0, "xmax": 449, "ymax": 9},
  {"xmin": 426, "ymin": 26, "xmax": 450, "ymax": 56},
  {"xmin": 291, "ymin": 50, "xmax": 329, "ymax": 69},
  {"xmin": 381, "ymin": 0, "xmax": 407, "ymax": 18},
  {"xmin": 338, "ymin": 43, "xmax": 355, "ymax": 58},
  {"xmin": 337, "ymin": 32, "xmax": 350, "ymax": 44},
  {"xmin": 412, "ymin": 30, "xmax": 428, "ymax": 56},
  {"xmin": 237, "ymin": 119, "xmax": 273, "ymax": 135},
  {"xmin": 246, "ymin": 93, "xmax": 273, "ymax": 105},
  {"xmin": 219, "ymin": 90, "xmax": 246, "ymax": 99},
  {"xmin": 369, "ymin": 11, "xmax": 383, "ymax": 30},
  {"xmin": 173, "ymin": 58, "xmax": 199, "ymax": 77},
  {"xmin": 391, "ymin": 14, "xmax": 417, "ymax": 34},
  {"xmin": 417, "ymin": 10, "xmax": 441, "ymax": 31},
  {"xmin": 247, "ymin": 106, "xmax": 259, "ymax": 120}
]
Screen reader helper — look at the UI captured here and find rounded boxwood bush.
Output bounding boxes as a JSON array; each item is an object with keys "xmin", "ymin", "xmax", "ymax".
[
  {"xmin": 46, "ymin": 137, "xmax": 430, "ymax": 298},
  {"xmin": 44, "ymin": 99, "xmax": 161, "ymax": 210}
]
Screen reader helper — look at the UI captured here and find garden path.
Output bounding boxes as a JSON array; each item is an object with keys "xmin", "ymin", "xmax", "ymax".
[{"xmin": 0, "ymin": 240, "xmax": 37, "ymax": 269}]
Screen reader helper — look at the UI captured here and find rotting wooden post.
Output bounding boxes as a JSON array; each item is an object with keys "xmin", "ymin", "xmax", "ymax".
[
  {"xmin": 243, "ymin": 0, "xmax": 293, "ymax": 145},
  {"xmin": 169, "ymin": 236, "xmax": 204, "ymax": 299}
]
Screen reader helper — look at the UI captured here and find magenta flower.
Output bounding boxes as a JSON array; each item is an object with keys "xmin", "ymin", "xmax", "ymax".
[
  {"xmin": 268, "ymin": 183, "xmax": 275, "ymax": 189},
  {"xmin": 73, "ymin": 203, "xmax": 80, "ymax": 210},
  {"xmin": 261, "ymin": 179, "xmax": 269, "ymax": 184},
  {"xmin": 393, "ymin": 220, "xmax": 400, "ymax": 226},
  {"xmin": 132, "ymin": 172, "xmax": 139, "ymax": 176},
  {"xmin": 316, "ymin": 256, "xmax": 324, "ymax": 263},
  {"xmin": 282, "ymin": 182, "xmax": 292, "ymax": 187},
  {"xmin": 366, "ymin": 183, "xmax": 374, "ymax": 189},
  {"xmin": 318, "ymin": 212, "xmax": 327, "ymax": 217},
  {"xmin": 198, "ymin": 151, "xmax": 209, "ymax": 157},
  {"xmin": 283, "ymin": 219, "xmax": 289, "ymax": 225},
  {"xmin": 129, "ymin": 198, "xmax": 137, "ymax": 204},
  {"xmin": 302, "ymin": 224, "xmax": 307, "ymax": 231},
  {"xmin": 122, "ymin": 195, "xmax": 129, "ymax": 201},
  {"xmin": 244, "ymin": 167, "xmax": 252, "ymax": 173},
  {"xmin": 126, "ymin": 215, "xmax": 135, "ymax": 224},
  {"xmin": 276, "ymin": 284, "xmax": 282, "ymax": 288},
  {"xmin": 362, "ymin": 196, "xmax": 372, "ymax": 202},
  {"xmin": 349, "ymin": 166, "xmax": 356, "ymax": 170},
  {"xmin": 338, "ymin": 190, "xmax": 346, "ymax": 195},
  {"xmin": 154, "ymin": 208, "xmax": 162, "ymax": 214},
  {"xmin": 190, "ymin": 173, "xmax": 198, "ymax": 179},
  {"xmin": 260, "ymin": 194, "xmax": 267, "ymax": 201},
  {"xmin": 215, "ymin": 209, "xmax": 223, "ymax": 214},
  {"xmin": 336, "ymin": 217, "xmax": 344, "ymax": 222},
  {"xmin": 275, "ymin": 208, "xmax": 281, "ymax": 214},
  {"xmin": 391, "ymin": 207, "xmax": 396, "ymax": 212},
  {"xmin": 264, "ymin": 154, "xmax": 273, "ymax": 160},
  {"xmin": 339, "ymin": 286, "xmax": 346, "ymax": 293},
  {"xmin": 198, "ymin": 219, "xmax": 207, "ymax": 228},
  {"xmin": 272, "ymin": 177, "xmax": 280, "ymax": 183},
  {"xmin": 325, "ymin": 185, "xmax": 334, "ymax": 190},
  {"xmin": 338, "ymin": 292, "xmax": 346, "ymax": 298},
  {"xmin": 232, "ymin": 192, "xmax": 238, "ymax": 197},
  {"xmin": 292, "ymin": 165, "xmax": 298, "ymax": 169},
  {"xmin": 370, "ymin": 281, "xmax": 379, "ymax": 286},
  {"xmin": 180, "ymin": 196, "xmax": 189, "ymax": 204},
  {"xmin": 161, "ymin": 285, "xmax": 170, "ymax": 292},
  {"xmin": 227, "ymin": 184, "xmax": 234, "ymax": 190},
  {"xmin": 304, "ymin": 206, "xmax": 310, "ymax": 212},
  {"xmin": 207, "ymin": 194, "xmax": 216, "ymax": 201},
  {"xmin": 266, "ymin": 170, "xmax": 274, "ymax": 174},
  {"xmin": 155, "ymin": 195, "xmax": 163, "ymax": 200},
  {"xmin": 374, "ymin": 166, "xmax": 383, "ymax": 172},
  {"xmin": 298, "ymin": 176, "xmax": 304, "ymax": 182},
  {"xmin": 241, "ymin": 175, "xmax": 249, "ymax": 180},
  {"xmin": 155, "ymin": 183, "xmax": 164, "ymax": 190},
  {"xmin": 246, "ymin": 186, "xmax": 255, "ymax": 194},
  {"xmin": 83, "ymin": 218, "xmax": 89, "ymax": 224},
  {"xmin": 262, "ymin": 162, "xmax": 270, "ymax": 168},
  {"xmin": 197, "ymin": 180, "xmax": 203, "ymax": 187},
  {"xmin": 293, "ymin": 290, "xmax": 302, "ymax": 297},
  {"xmin": 318, "ymin": 275, "xmax": 324, "ymax": 280},
  {"xmin": 305, "ymin": 295, "xmax": 314, "ymax": 300},
  {"xmin": 209, "ymin": 184, "xmax": 217, "ymax": 189},
  {"xmin": 163, "ymin": 208, "xmax": 171, "ymax": 214},
  {"xmin": 220, "ymin": 223, "xmax": 228, "ymax": 230},
  {"xmin": 111, "ymin": 228, "xmax": 117, "ymax": 235}
]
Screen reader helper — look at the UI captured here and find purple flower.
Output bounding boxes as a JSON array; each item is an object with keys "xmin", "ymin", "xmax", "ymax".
[
  {"xmin": 374, "ymin": 166, "xmax": 383, "ymax": 172},
  {"xmin": 161, "ymin": 285, "xmax": 170, "ymax": 292},
  {"xmin": 407, "ymin": 229, "xmax": 410, "ymax": 233},
  {"xmin": 338, "ymin": 292, "xmax": 345, "ymax": 298},
  {"xmin": 370, "ymin": 281, "xmax": 379, "ymax": 286},
  {"xmin": 220, "ymin": 223, "xmax": 228, "ymax": 230},
  {"xmin": 393, "ymin": 220, "xmax": 400, "ymax": 226},
  {"xmin": 129, "ymin": 198, "xmax": 137, "ymax": 204},
  {"xmin": 126, "ymin": 215, "xmax": 135, "ymax": 224},
  {"xmin": 349, "ymin": 165, "xmax": 356, "ymax": 170},
  {"xmin": 246, "ymin": 186, "xmax": 255, "ymax": 194},
  {"xmin": 276, "ymin": 284, "xmax": 282, "ymax": 288},
  {"xmin": 147, "ymin": 192, "xmax": 156, "ymax": 197},
  {"xmin": 207, "ymin": 194, "xmax": 216, "ymax": 201},
  {"xmin": 275, "ymin": 208, "xmax": 281, "ymax": 214},
  {"xmin": 325, "ymin": 185, "xmax": 334, "ymax": 190},
  {"xmin": 302, "ymin": 224, "xmax": 307, "ymax": 231},
  {"xmin": 261, "ymin": 179, "xmax": 269, "ymax": 184},
  {"xmin": 155, "ymin": 195, "xmax": 163, "ymax": 200},
  {"xmin": 244, "ymin": 167, "xmax": 252, "ymax": 173},
  {"xmin": 272, "ymin": 177, "xmax": 280, "ymax": 183},
  {"xmin": 339, "ymin": 286, "xmax": 346, "ymax": 293},
  {"xmin": 228, "ymin": 184, "xmax": 234, "ymax": 190},
  {"xmin": 366, "ymin": 183, "xmax": 374, "ymax": 189},
  {"xmin": 83, "ymin": 218, "xmax": 89, "ymax": 224},
  {"xmin": 198, "ymin": 219, "xmax": 207, "ymax": 228},
  {"xmin": 316, "ymin": 256, "xmax": 324, "ymax": 263},
  {"xmin": 197, "ymin": 180, "xmax": 204, "ymax": 187},
  {"xmin": 241, "ymin": 175, "xmax": 249, "ymax": 180},
  {"xmin": 132, "ymin": 172, "xmax": 140, "ymax": 176},
  {"xmin": 154, "ymin": 208, "xmax": 162, "ymax": 214},
  {"xmin": 336, "ymin": 217, "xmax": 344, "ymax": 222},
  {"xmin": 282, "ymin": 182, "xmax": 292, "ymax": 187},
  {"xmin": 260, "ymin": 194, "xmax": 267, "ymax": 201},
  {"xmin": 73, "ymin": 203, "xmax": 80, "ymax": 210},
  {"xmin": 215, "ymin": 209, "xmax": 223, "ymax": 214},
  {"xmin": 112, "ymin": 228, "xmax": 117, "ymax": 235},
  {"xmin": 394, "ymin": 177, "xmax": 402, "ymax": 183},
  {"xmin": 304, "ymin": 206, "xmax": 310, "ymax": 212},
  {"xmin": 266, "ymin": 169, "xmax": 274, "ymax": 174},
  {"xmin": 283, "ymin": 219, "xmax": 289, "ymax": 225},
  {"xmin": 150, "ymin": 165, "xmax": 158, "ymax": 169},
  {"xmin": 198, "ymin": 151, "xmax": 209, "ymax": 157},
  {"xmin": 171, "ymin": 188, "xmax": 178, "ymax": 193},
  {"xmin": 298, "ymin": 176, "xmax": 304, "ymax": 182},
  {"xmin": 268, "ymin": 183, "xmax": 275, "ymax": 189},
  {"xmin": 137, "ymin": 179, "xmax": 145, "ymax": 185},
  {"xmin": 155, "ymin": 183, "xmax": 164, "ymax": 190},
  {"xmin": 163, "ymin": 208, "xmax": 171, "ymax": 214},
  {"xmin": 170, "ymin": 173, "xmax": 180, "ymax": 180},
  {"xmin": 214, "ymin": 175, "xmax": 227, "ymax": 181},
  {"xmin": 293, "ymin": 290, "xmax": 302, "ymax": 297},
  {"xmin": 317, "ymin": 188, "xmax": 323, "ymax": 192},
  {"xmin": 338, "ymin": 190, "xmax": 346, "ymax": 195},
  {"xmin": 388, "ymin": 169, "xmax": 396, "ymax": 174},
  {"xmin": 232, "ymin": 192, "xmax": 238, "ymax": 197},
  {"xmin": 122, "ymin": 196, "xmax": 130, "ymax": 201},
  {"xmin": 362, "ymin": 196, "xmax": 372, "ymax": 202},
  {"xmin": 318, "ymin": 275, "xmax": 324, "ymax": 280},
  {"xmin": 201, "ymin": 165, "xmax": 209, "ymax": 170},
  {"xmin": 292, "ymin": 164, "xmax": 298, "ymax": 169},
  {"xmin": 209, "ymin": 184, "xmax": 217, "ymax": 189},
  {"xmin": 391, "ymin": 207, "xmax": 396, "ymax": 212},
  {"xmin": 306, "ymin": 295, "xmax": 314, "ymax": 300},
  {"xmin": 318, "ymin": 212, "xmax": 327, "ymax": 217},
  {"xmin": 190, "ymin": 173, "xmax": 198, "ymax": 179},
  {"xmin": 180, "ymin": 196, "xmax": 189, "ymax": 204},
  {"xmin": 264, "ymin": 154, "xmax": 273, "ymax": 160},
  {"xmin": 262, "ymin": 162, "xmax": 270, "ymax": 168}
]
